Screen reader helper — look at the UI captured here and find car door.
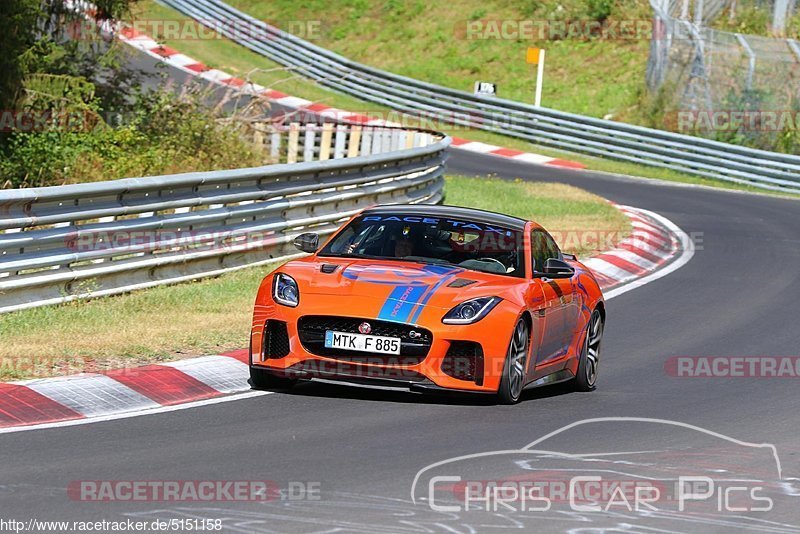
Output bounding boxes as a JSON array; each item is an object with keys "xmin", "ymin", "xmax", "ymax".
[{"xmin": 528, "ymin": 229, "xmax": 578, "ymax": 371}]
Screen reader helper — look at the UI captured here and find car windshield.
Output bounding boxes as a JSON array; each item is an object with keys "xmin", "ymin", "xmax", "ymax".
[{"xmin": 319, "ymin": 212, "xmax": 525, "ymax": 277}]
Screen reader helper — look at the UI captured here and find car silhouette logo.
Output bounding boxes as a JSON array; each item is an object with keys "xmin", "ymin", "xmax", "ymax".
[{"xmin": 358, "ymin": 322, "xmax": 372, "ymax": 334}]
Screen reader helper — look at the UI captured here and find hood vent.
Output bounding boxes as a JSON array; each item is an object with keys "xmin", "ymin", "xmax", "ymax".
[
  {"xmin": 448, "ymin": 278, "xmax": 477, "ymax": 288},
  {"xmin": 320, "ymin": 264, "xmax": 339, "ymax": 274}
]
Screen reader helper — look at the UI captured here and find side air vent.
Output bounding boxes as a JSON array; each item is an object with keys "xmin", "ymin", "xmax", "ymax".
[
  {"xmin": 320, "ymin": 264, "xmax": 339, "ymax": 274},
  {"xmin": 263, "ymin": 320, "xmax": 290, "ymax": 359},
  {"xmin": 447, "ymin": 278, "xmax": 477, "ymax": 288},
  {"xmin": 441, "ymin": 341, "xmax": 484, "ymax": 385}
]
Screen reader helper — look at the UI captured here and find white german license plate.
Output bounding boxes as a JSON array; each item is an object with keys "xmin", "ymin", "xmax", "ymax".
[{"xmin": 324, "ymin": 330, "xmax": 401, "ymax": 355}]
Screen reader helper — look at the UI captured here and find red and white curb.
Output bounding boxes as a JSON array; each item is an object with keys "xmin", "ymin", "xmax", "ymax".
[
  {"xmin": 116, "ymin": 27, "xmax": 585, "ymax": 170},
  {"xmin": 448, "ymin": 138, "xmax": 585, "ymax": 169},
  {"xmin": 0, "ymin": 206, "xmax": 689, "ymax": 432},
  {"xmin": 0, "ymin": 350, "xmax": 251, "ymax": 431},
  {"xmin": 585, "ymin": 205, "xmax": 686, "ymax": 292}
]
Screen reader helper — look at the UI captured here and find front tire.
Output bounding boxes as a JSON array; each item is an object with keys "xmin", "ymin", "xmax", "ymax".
[
  {"xmin": 574, "ymin": 309, "xmax": 603, "ymax": 392},
  {"xmin": 497, "ymin": 318, "xmax": 530, "ymax": 405},
  {"xmin": 250, "ymin": 366, "xmax": 297, "ymax": 390}
]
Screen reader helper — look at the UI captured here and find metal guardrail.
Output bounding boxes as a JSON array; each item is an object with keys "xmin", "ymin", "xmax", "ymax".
[
  {"xmin": 160, "ymin": 0, "xmax": 800, "ymax": 194},
  {"xmin": 0, "ymin": 125, "xmax": 449, "ymax": 313}
]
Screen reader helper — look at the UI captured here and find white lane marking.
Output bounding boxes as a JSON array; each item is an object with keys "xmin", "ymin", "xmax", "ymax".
[
  {"xmin": 455, "ymin": 142, "xmax": 500, "ymax": 153},
  {"xmin": 0, "ymin": 391, "xmax": 272, "ymax": 435},
  {"xmin": 198, "ymin": 69, "xmax": 231, "ymax": 83},
  {"xmin": 511, "ymin": 153, "xmax": 554, "ymax": 164},
  {"xmin": 25, "ymin": 375, "xmax": 159, "ymax": 417},
  {"xmin": 164, "ymin": 53, "xmax": 198, "ymax": 68},
  {"xmin": 241, "ymin": 83, "xmax": 266, "ymax": 95},
  {"xmin": 127, "ymin": 37, "xmax": 159, "ymax": 50},
  {"xmin": 162, "ymin": 356, "xmax": 249, "ymax": 393},
  {"xmin": 274, "ymin": 96, "xmax": 313, "ymax": 108},
  {"xmin": 604, "ymin": 207, "xmax": 695, "ymax": 300}
]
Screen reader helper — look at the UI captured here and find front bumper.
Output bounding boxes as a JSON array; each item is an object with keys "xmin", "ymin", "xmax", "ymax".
[{"xmin": 249, "ymin": 298, "xmax": 521, "ymax": 393}]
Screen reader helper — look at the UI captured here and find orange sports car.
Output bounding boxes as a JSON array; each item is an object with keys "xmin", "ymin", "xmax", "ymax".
[{"xmin": 249, "ymin": 205, "xmax": 605, "ymax": 404}]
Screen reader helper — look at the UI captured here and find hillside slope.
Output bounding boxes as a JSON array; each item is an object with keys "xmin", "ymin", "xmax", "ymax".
[{"xmin": 143, "ymin": 0, "xmax": 653, "ymax": 119}]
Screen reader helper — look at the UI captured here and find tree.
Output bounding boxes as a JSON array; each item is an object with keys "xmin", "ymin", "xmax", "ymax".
[
  {"xmin": 0, "ymin": 0, "xmax": 137, "ymax": 112},
  {"xmin": 0, "ymin": 0, "xmax": 39, "ymax": 111}
]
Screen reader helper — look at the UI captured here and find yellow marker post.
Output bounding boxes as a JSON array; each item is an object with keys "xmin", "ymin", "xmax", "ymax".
[
  {"xmin": 526, "ymin": 47, "xmax": 540, "ymax": 64},
  {"xmin": 526, "ymin": 47, "xmax": 546, "ymax": 107}
]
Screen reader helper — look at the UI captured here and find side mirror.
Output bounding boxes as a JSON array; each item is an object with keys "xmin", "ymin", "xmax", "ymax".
[
  {"xmin": 293, "ymin": 232, "xmax": 319, "ymax": 254},
  {"xmin": 542, "ymin": 257, "xmax": 575, "ymax": 278}
]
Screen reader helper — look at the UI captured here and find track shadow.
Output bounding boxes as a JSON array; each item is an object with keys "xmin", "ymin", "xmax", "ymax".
[{"xmin": 249, "ymin": 378, "xmax": 578, "ymax": 406}]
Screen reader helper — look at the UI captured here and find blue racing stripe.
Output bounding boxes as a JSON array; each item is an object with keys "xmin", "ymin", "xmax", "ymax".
[
  {"xmin": 377, "ymin": 285, "xmax": 428, "ymax": 323},
  {"xmin": 408, "ymin": 269, "xmax": 463, "ymax": 324}
]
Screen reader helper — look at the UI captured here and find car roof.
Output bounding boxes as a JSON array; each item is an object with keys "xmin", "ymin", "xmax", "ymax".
[{"xmin": 362, "ymin": 204, "xmax": 528, "ymax": 231}]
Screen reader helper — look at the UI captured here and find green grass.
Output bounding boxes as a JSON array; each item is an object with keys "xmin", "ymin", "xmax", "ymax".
[
  {"xmin": 0, "ymin": 265, "xmax": 271, "ymax": 381},
  {"xmin": 213, "ymin": 0, "xmax": 652, "ymax": 118},
  {"xmin": 711, "ymin": 1, "xmax": 800, "ymax": 38},
  {"xmin": 445, "ymin": 176, "xmax": 629, "ymax": 255},
  {"xmin": 0, "ymin": 176, "xmax": 628, "ymax": 381},
  {"xmin": 130, "ymin": 0, "xmax": 800, "ymax": 198}
]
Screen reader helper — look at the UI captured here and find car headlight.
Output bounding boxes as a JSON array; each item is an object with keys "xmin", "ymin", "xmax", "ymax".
[
  {"xmin": 442, "ymin": 297, "xmax": 501, "ymax": 324},
  {"xmin": 272, "ymin": 273, "xmax": 299, "ymax": 307}
]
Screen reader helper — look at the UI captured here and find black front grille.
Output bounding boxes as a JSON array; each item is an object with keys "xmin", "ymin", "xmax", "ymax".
[
  {"xmin": 441, "ymin": 341, "xmax": 484, "ymax": 384},
  {"xmin": 263, "ymin": 320, "xmax": 290, "ymax": 359},
  {"xmin": 297, "ymin": 316, "xmax": 432, "ymax": 364}
]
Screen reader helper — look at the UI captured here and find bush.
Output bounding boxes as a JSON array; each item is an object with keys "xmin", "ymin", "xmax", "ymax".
[
  {"xmin": 0, "ymin": 86, "xmax": 261, "ymax": 188},
  {"xmin": 586, "ymin": 0, "xmax": 614, "ymax": 22},
  {"xmin": 0, "ymin": 0, "xmax": 260, "ymax": 188},
  {"xmin": 715, "ymin": 4, "xmax": 773, "ymax": 35}
]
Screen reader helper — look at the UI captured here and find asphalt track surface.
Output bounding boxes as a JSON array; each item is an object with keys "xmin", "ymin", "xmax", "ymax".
[{"xmin": 2, "ymin": 49, "xmax": 800, "ymax": 533}]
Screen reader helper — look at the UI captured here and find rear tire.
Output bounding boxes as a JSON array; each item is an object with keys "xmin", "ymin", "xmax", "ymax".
[
  {"xmin": 497, "ymin": 318, "xmax": 530, "ymax": 405},
  {"xmin": 250, "ymin": 366, "xmax": 297, "ymax": 390},
  {"xmin": 574, "ymin": 309, "xmax": 603, "ymax": 392}
]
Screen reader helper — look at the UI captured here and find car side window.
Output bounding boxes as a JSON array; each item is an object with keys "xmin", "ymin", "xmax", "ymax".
[{"xmin": 531, "ymin": 229, "xmax": 561, "ymax": 272}]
